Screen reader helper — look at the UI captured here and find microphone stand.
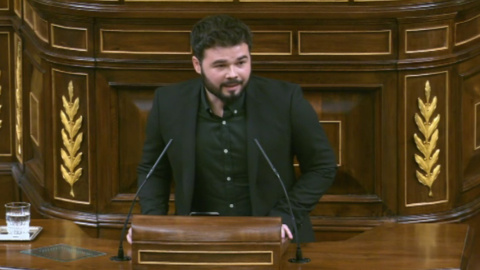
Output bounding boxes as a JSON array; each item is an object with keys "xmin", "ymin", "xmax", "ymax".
[
  {"xmin": 254, "ymin": 139, "xmax": 310, "ymax": 264},
  {"xmin": 111, "ymin": 139, "xmax": 173, "ymax": 262}
]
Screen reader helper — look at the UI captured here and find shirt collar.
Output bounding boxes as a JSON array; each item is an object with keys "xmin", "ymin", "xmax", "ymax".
[{"xmin": 200, "ymin": 85, "xmax": 246, "ymax": 115}]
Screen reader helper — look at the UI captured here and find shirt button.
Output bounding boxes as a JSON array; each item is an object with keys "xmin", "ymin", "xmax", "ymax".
[
  {"xmin": 222, "ymin": 120, "xmax": 226, "ymax": 125},
  {"xmin": 229, "ymin": 204, "xmax": 234, "ymax": 208},
  {"xmin": 226, "ymin": 177, "xmax": 231, "ymax": 181},
  {"xmin": 224, "ymin": 149, "xmax": 229, "ymax": 154}
]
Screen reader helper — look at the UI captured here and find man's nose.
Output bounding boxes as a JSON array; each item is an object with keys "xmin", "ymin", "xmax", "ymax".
[{"xmin": 226, "ymin": 65, "xmax": 238, "ymax": 78}]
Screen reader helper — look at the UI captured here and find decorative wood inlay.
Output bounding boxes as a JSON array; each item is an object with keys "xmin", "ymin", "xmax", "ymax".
[
  {"xmin": 476, "ymin": 102, "xmax": 480, "ymax": 150},
  {"xmin": 51, "ymin": 24, "xmax": 88, "ymax": 52},
  {"xmin": 298, "ymin": 30, "xmax": 391, "ymax": 55},
  {"xmin": 0, "ymin": 0, "xmax": 9, "ymax": 10},
  {"xmin": 60, "ymin": 81, "xmax": 84, "ymax": 198},
  {"xmin": 14, "ymin": 0, "xmax": 21, "ymax": 17},
  {"xmin": 251, "ymin": 31, "xmax": 292, "ymax": 55},
  {"xmin": 22, "ymin": 1, "xmax": 49, "ymax": 43},
  {"xmin": 29, "ymin": 93, "xmax": 40, "ymax": 146},
  {"xmin": 405, "ymin": 26, "xmax": 449, "ymax": 54},
  {"xmin": 137, "ymin": 250, "xmax": 274, "ymax": 265},
  {"xmin": 15, "ymin": 35, "xmax": 23, "ymax": 163},
  {"xmin": 455, "ymin": 14, "xmax": 480, "ymax": 46},
  {"xmin": 100, "ymin": 30, "xmax": 191, "ymax": 54},
  {"xmin": 23, "ymin": 1, "xmax": 34, "ymax": 31},
  {"xmin": 34, "ymin": 16, "xmax": 49, "ymax": 43},
  {"xmin": 413, "ymin": 81, "xmax": 441, "ymax": 197}
]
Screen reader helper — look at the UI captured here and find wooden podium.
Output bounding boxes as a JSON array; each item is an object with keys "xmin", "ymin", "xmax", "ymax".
[{"xmin": 131, "ymin": 215, "xmax": 290, "ymax": 269}]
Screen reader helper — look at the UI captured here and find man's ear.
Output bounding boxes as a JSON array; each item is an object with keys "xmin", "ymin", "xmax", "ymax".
[{"xmin": 192, "ymin": 56, "xmax": 202, "ymax": 75}]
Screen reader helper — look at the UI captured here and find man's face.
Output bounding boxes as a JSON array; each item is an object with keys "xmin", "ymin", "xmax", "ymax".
[{"xmin": 192, "ymin": 43, "xmax": 251, "ymax": 105}]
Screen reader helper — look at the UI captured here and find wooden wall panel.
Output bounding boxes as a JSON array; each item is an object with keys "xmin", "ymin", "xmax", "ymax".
[
  {"xmin": 0, "ymin": 31, "xmax": 12, "ymax": 158},
  {"xmin": 461, "ymin": 70, "xmax": 480, "ymax": 191},
  {"xmin": 304, "ymin": 88, "xmax": 378, "ymax": 196},
  {"xmin": 299, "ymin": 30, "xmax": 391, "ymax": 56},
  {"xmin": 251, "ymin": 31, "xmax": 292, "ymax": 55},
  {"xmin": 13, "ymin": 0, "xmax": 20, "ymax": 17},
  {"xmin": 405, "ymin": 26, "xmax": 449, "ymax": 54},
  {"xmin": 0, "ymin": 0, "xmax": 8, "ymax": 10},
  {"xmin": 116, "ymin": 88, "xmax": 154, "ymax": 194},
  {"xmin": 22, "ymin": 46, "xmax": 46, "ymax": 188},
  {"xmin": 51, "ymin": 24, "xmax": 88, "ymax": 52},
  {"xmin": 455, "ymin": 14, "xmax": 480, "ymax": 46},
  {"xmin": 101, "ymin": 30, "xmax": 191, "ymax": 55},
  {"xmin": 0, "ymin": 171, "xmax": 19, "ymax": 218},
  {"xmin": 2, "ymin": 0, "xmax": 480, "ymax": 237}
]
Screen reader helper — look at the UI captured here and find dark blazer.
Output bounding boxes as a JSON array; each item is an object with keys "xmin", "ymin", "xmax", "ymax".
[{"xmin": 137, "ymin": 75, "xmax": 337, "ymax": 242}]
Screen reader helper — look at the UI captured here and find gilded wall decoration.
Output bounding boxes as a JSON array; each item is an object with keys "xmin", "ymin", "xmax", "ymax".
[
  {"xmin": 60, "ymin": 81, "xmax": 83, "ymax": 197},
  {"xmin": 413, "ymin": 80, "xmax": 441, "ymax": 197},
  {"xmin": 15, "ymin": 37, "xmax": 23, "ymax": 160}
]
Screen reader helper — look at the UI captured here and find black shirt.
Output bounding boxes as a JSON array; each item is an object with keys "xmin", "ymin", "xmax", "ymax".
[{"xmin": 192, "ymin": 87, "xmax": 251, "ymax": 216}]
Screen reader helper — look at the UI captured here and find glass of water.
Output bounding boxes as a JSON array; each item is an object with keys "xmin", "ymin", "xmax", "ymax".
[{"xmin": 5, "ymin": 202, "xmax": 31, "ymax": 238}]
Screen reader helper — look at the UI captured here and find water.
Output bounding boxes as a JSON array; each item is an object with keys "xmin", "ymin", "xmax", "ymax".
[{"xmin": 6, "ymin": 212, "xmax": 30, "ymax": 235}]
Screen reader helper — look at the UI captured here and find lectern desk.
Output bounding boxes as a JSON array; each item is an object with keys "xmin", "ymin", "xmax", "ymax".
[{"xmin": 0, "ymin": 219, "xmax": 473, "ymax": 269}]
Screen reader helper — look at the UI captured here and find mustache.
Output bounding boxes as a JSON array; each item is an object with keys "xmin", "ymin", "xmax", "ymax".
[{"xmin": 221, "ymin": 79, "xmax": 243, "ymax": 87}]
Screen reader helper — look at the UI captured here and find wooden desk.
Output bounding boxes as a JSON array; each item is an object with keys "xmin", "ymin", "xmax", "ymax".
[
  {"xmin": 282, "ymin": 223, "xmax": 473, "ymax": 270},
  {"xmin": 0, "ymin": 219, "xmax": 472, "ymax": 269}
]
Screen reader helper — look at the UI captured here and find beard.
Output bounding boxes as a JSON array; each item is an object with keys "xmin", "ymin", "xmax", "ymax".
[{"xmin": 201, "ymin": 73, "xmax": 247, "ymax": 105}]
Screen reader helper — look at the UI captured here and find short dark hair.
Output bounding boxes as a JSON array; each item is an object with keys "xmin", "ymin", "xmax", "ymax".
[{"xmin": 190, "ymin": 14, "xmax": 252, "ymax": 62}]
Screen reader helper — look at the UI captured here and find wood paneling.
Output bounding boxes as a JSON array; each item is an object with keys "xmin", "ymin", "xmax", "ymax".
[
  {"xmin": 101, "ymin": 30, "xmax": 191, "ymax": 55},
  {"xmin": 51, "ymin": 24, "xmax": 88, "ymax": 51},
  {"xmin": 299, "ymin": 30, "xmax": 391, "ymax": 55},
  {"xmin": 0, "ymin": 31, "xmax": 11, "ymax": 157},
  {"xmin": 1, "ymin": 0, "xmax": 480, "ymax": 240}
]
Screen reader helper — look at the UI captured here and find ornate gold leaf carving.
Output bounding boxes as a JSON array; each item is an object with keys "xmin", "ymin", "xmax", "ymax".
[
  {"xmin": 15, "ymin": 40, "xmax": 23, "ymax": 157},
  {"xmin": 413, "ymin": 80, "xmax": 441, "ymax": 197},
  {"xmin": 60, "ymin": 81, "xmax": 83, "ymax": 197}
]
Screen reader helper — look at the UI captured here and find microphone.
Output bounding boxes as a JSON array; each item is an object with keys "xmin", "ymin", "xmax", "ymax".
[
  {"xmin": 111, "ymin": 138, "xmax": 173, "ymax": 262},
  {"xmin": 254, "ymin": 138, "xmax": 310, "ymax": 264}
]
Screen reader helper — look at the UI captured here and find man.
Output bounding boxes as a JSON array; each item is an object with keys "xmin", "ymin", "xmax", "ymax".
[{"xmin": 128, "ymin": 14, "xmax": 336, "ymax": 244}]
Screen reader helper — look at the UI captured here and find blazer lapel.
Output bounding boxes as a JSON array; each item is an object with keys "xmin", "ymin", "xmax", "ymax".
[
  {"xmin": 246, "ymin": 80, "xmax": 264, "ymax": 187},
  {"xmin": 176, "ymin": 81, "xmax": 201, "ymax": 214}
]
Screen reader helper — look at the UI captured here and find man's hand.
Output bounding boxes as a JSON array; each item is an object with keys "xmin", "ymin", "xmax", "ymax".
[
  {"xmin": 126, "ymin": 227, "xmax": 132, "ymax": 244},
  {"xmin": 281, "ymin": 224, "xmax": 293, "ymax": 239}
]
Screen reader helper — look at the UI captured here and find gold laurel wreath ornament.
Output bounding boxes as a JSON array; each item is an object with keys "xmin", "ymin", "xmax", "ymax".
[
  {"xmin": 60, "ymin": 81, "xmax": 83, "ymax": 197},
  {"xmin": 413, "ymin": 80, "xmax": 441, "ymax": 197}
]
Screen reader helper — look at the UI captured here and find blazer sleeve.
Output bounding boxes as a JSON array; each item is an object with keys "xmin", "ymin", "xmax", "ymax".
[
  {"xmin": 136, "ymin": 88, "xmax": 172, "ymax": 215},
  {"xmin": 269, "ymin": 85, "xmax": 337, "ymax": 231}
]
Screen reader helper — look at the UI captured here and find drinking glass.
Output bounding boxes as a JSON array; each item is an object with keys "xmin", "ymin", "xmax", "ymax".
[{"xmin": 5, "ymin": 202, "xmax": 31, "ymax": 238}]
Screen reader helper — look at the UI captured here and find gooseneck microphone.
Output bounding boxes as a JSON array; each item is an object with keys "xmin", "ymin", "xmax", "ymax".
[
  {"xmin": 111, "ymin": 138, "xmax": 173, "ymax": 262},
  {"xmin": 254, "ymin": 138, "xmax": 311, "ymax": 264}
]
